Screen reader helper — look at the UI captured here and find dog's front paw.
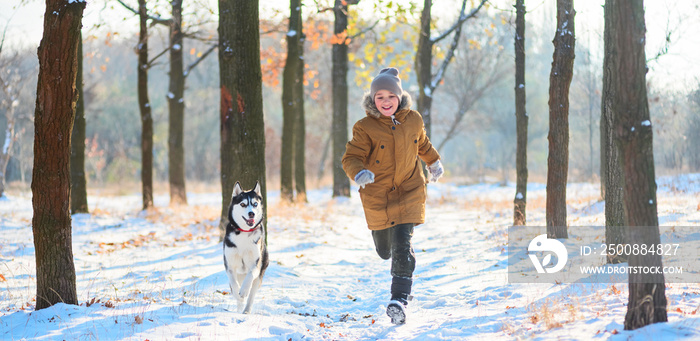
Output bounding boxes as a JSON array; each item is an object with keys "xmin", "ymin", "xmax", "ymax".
[
  {"xmin": 236, "ymin": 295, "xmax": 245, "ymax": 310},
  {"xmin": 239, "ymin": 286, "xmax": 251, "ymax": 299}
]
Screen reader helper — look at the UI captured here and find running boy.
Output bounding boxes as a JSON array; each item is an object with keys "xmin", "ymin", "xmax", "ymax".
[{"xmin": 342, "ymin": 67, "xmax": 444, "ymax": 324}]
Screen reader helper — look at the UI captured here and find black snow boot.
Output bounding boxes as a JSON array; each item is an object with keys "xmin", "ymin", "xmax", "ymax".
[{"xmin": 387, "ymin": 276, "xmax": 412, "ymax": 325}]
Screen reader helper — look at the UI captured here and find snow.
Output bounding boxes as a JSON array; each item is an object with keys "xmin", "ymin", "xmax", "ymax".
[
  {"xmin": 172, "ymin": 44, "xmax": 182, "ymax": 51},
  {"xmin": 287, "ymin": 30, "xmax": 297, "ymax": 37},
  {"xmin": 559, "ymin": 21, "xmax": 571, "ymax": 36},
  {"xmin": 1, "ymin": 175, "xmax": 700, "ymax": 340},
  {"xmin": 518, "ymin": 84, "xmax": 524, "ymax": 88},
  {"xmin": 167, "ymin": 92, "xmax": 175, "ymax": 99},
  {"xmin": 642, "ymin": 120, "xmax": 652, "ymax": 126}
]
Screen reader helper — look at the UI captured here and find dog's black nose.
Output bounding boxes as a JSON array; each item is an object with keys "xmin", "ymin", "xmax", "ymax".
[{"xmin": 248, "ymin": 212, "xmax": 255, "ymax": 218}]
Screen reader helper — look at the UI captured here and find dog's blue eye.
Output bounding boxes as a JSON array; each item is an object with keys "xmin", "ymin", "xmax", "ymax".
[{"xmin": 253, "ymin": 202, "xmax": 258, "ymax": 207}]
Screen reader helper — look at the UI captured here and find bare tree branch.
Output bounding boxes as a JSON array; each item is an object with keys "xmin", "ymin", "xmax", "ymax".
[
  {"xmin": 349, "ymin": 19, "xmax": 380, "ymax": 39},
  {"xmin": 116, "ymin": 0, "xmax": 172, "ymax": 26},
  {"xmin": 260, "ymin": 19, "xmax": 287, "ymax": 36},
  {"xmin": 0, "ymin": 21, "xmax": 9, "ymax": 54},
  {"xmin": 182, "ymin": 32, "xmax": 218, "ymax": 42},
  {"xmin": 260, "ymin": 28, "xmax": 286, "ymax": 35},
  {"xmin": 431, "ymin": 0, "xmax": 488, "ymax": 45},
  {"xmin": 646, "ymin": 22, "xmax": 675, "ymax": 64},
  {"xmin": 314, "ymin": 0, "xmax": 334, "ymax": 13},
  {"xmin": 147, "ymin": 47, "xmax": 170, "ymax": 68},
  {"xmin": 430, "ymin": 0, "xmax": 468, "ymax": 92},
  {"xmin": 436, "ymin": 83, "xmax": 493, "ymax": 151},
  {"xmin": 0, "ymin": 8, "xmax": 19, "ymax": 55},
  {"xmin": 435, "ymin": 29, "xmax": 510, "ymax": 150},
  {"xmin": 184, "ymin": 43, "xmax": 217, "ymax": 77}
]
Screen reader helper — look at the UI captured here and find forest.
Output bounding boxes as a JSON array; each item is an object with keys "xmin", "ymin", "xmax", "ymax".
[
  {"xmin": 1, "ymin": 0, "xmax": 700, "ymax": 339},
  {"xmin": 2, "ymin": 1, "xmax": 698, "ymax": 193}
]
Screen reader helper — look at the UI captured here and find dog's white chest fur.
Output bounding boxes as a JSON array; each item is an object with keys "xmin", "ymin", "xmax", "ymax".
[{"xmin": 224, "ymin": 230, "xmax": 262, "ymax": 274}]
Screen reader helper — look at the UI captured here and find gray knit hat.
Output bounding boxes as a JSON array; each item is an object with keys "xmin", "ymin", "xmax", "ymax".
[{"xmin": 370, "ymin": 67, "xmax": 403, "ymax": 98}]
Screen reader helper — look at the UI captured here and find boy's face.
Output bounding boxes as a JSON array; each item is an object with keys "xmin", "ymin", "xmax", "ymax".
[{"xmin": 374, "ymin": 89, "xmax": 400, "ymax": 117}]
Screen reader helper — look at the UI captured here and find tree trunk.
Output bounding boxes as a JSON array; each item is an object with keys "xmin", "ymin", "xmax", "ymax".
[
  {"xmin": 600, "ymin": 108, "xmax": 607, "ymax": 199},
  {"xmin": 608, "ymin": 0, "xmax": 667, "ymax": 330},
  {"xmin": 294, "ymin": 17, "xmax": 307, "ymax": 203},
  {"xmin": 280, "ymin": 0, "xmax": 302, "ymax": 203},
  {"xmin": 32, "ymin": 0, "xmax": 85, "ymax": 309},
  {"xmin": 218, "ymin": 0, "xmax": 267, "ymax": 240},
  {"xmin": 70, "ymin": 33, "xmax": 88, "ymax": 214},
  {"xmin": 601, "ymin": 0, "xmax": 627, "ymax": 264},
  {"xmin": 331, "ymin": 0, "xmax": 351, "ymax": 197},
  {"xmin": 317, "ymin": 133, "xmax": 332, "ymax": 181},
  {"xmin": 1, "ymin": 96, "xmax": 16, "ymax": 198},
  {"xmin": 513, "ymin": 0, "xmax": 528, "ymax": 226},
  {"xmin": 415, "ymin": 0, "xmax": 433, "ymax": 138},
  {"xmin": 587, "ymin": 52, "xmax": 595, "ymax": 182},
  {"xmin": 604, "ymin": 111, "xmax": 627, "ymax": 263},
  {"xmin": 545, "ymin": 0, "xmax": 575, "ymax": 238},
  {"xmin": 168, "ymin": 0, "xmax": 187, "ymax": 206},
  {"xmin": 138, "ymin": 0, "xmax": 154, "ymax": 210}
]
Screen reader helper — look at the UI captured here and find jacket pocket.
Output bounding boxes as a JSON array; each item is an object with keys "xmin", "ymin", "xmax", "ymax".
[
  {"xmin": 398, "ymin": 165, "xmax": 427, "ymax": 217},
  {"xmin": 360, "ymin": 188, "xmax": 388, "ymax": 227}
]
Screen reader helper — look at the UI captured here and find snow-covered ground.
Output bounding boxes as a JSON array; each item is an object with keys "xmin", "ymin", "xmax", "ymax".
[{"xmin": 1, "ymin": 175, "xmax": 699, "ymax": 340}]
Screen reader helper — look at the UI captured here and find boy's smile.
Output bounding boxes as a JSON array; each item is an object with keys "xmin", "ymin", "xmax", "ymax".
[{"xmin": 374, "ymin": 89, "xmax": 400, "ymax": 117}]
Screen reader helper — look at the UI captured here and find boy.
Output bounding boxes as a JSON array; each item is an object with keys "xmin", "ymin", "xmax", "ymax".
[{"xmin": 342, "ymin": 67, "xmax": 444, "ymax": 324}]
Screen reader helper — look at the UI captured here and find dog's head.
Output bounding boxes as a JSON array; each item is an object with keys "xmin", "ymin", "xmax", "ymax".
[{"xmin": 229, "ymin": 182, "xmax": 263, "ymax": 229}]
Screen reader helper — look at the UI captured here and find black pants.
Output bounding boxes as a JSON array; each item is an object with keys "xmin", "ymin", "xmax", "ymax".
[{"xmin": 372, "ymin": 223, "xmax": 416, "ymax": 278}]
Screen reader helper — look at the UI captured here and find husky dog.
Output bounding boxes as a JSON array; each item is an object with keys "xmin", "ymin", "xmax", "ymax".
[{"xmin": 223, "ymin": 182, "xmax": 269, "ymax": 313}]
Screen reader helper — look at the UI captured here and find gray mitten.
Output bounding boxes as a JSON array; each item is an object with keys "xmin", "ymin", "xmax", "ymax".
[
  {"xmin": 426, "ymin": 160, "xmax": 444, "ymax": 183},
  {"xmin": 354, "ymin": 169, "xmax": 375, "ymax": 188}
]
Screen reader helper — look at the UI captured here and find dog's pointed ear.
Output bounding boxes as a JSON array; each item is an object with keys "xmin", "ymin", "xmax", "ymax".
[
  {"xmin": 253, "ymin": 181, "xmax": 262, "ymax": 196},
  {"xmin": 232, "ymin": 182, "xmax": 243, "ymax": 197}
]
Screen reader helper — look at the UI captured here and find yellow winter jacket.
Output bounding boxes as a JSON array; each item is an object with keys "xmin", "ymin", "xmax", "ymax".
[{"xmin": 342, "ymin": 93, "xmax": 440, "ymax": 230}]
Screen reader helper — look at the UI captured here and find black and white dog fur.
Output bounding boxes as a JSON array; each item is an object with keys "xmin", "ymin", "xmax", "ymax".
[{"xmin": 223, "ymin": 182, "xmax": 269, "ymax": 313}]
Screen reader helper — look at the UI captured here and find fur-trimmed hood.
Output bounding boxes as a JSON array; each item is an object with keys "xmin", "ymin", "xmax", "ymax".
[{"xmin": 361, "ymin": 92, "xmax": 413, "ymax": 119}]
